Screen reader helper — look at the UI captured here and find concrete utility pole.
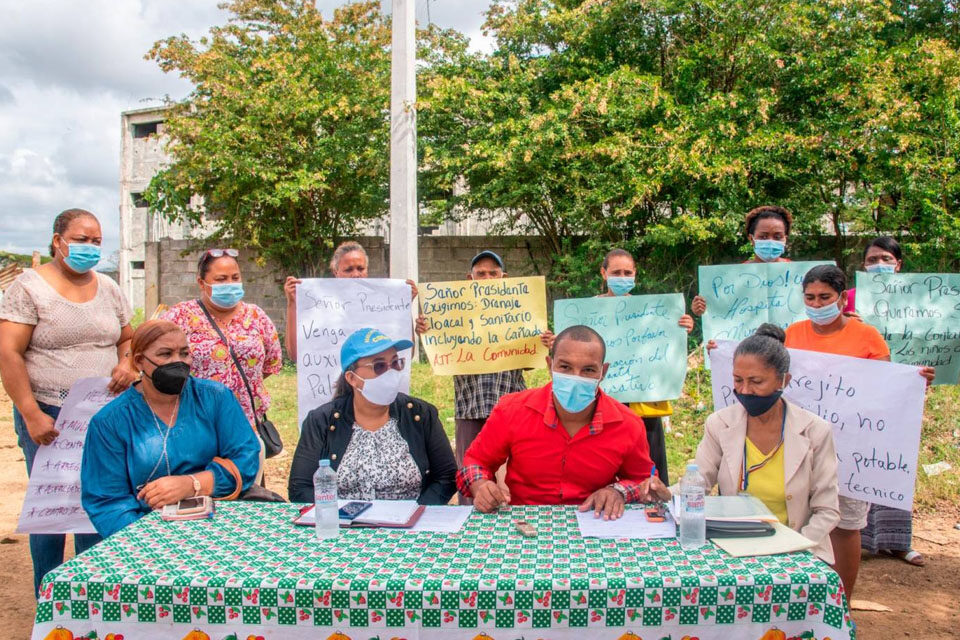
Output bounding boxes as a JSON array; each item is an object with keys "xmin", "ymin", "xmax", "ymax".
[{"xmin": 389, "ymin": 0, "xmax": 419, "ymax": 282}]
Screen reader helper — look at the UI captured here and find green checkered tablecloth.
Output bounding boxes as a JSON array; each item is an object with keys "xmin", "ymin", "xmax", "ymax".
[{"xmin": 33, "ymin": 503, "xmax": 854, "ymax": 640}]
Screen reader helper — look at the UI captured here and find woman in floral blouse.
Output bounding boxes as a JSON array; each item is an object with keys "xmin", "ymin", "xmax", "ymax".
[{"xmin": 162, "ymin": 249, "xmax": 282, "ymax": 478}]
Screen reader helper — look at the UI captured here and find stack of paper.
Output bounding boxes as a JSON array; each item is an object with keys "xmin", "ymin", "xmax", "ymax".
[{"xmin": 671, "ymin": 495, "xmax": 779, "ymax": 523}]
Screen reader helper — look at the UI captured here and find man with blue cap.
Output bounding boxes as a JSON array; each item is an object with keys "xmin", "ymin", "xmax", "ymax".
[
  {"xmin": 416, "ymin": 251, "xmax": 542, "ymax": 502},
  {"xmin": 288, "ymin": 327, "xmax": 456, "ymax": 505}
]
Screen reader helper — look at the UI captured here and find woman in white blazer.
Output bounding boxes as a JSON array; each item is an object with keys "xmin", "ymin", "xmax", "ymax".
[{"xmin": 697, "ymin": 324, "xmax": 840, "ymax": 563}]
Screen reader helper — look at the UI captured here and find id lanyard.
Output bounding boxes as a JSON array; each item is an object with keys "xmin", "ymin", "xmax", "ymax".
[{"xmin": 739, "ymin": 401, "xmax": 787, "ymax": 493}]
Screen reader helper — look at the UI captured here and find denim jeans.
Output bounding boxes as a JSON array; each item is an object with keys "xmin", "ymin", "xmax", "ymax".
[{"xmin": 13, "ymin": 401, "xmax": 101, "ymax": 596}]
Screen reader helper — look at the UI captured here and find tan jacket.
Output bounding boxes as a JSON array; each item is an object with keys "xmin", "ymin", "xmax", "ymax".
[{"xmin": 696, "ymin": 400, "xmax": 840, "ymax": 563}]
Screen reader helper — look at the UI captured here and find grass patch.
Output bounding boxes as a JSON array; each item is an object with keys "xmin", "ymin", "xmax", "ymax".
[{"xmin": 265, "ymin": 360, "xmax": 960, "ymax": 511}]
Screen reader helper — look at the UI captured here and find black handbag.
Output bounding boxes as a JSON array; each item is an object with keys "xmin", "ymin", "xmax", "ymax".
[{"xmin": 197, "ymin": 300, "xmax": 284, "ymax": 458}]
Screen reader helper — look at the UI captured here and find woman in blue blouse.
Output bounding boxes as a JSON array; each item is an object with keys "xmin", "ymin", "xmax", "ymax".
[{"xmin": 82, "ymin": 320, "xmax": 260, "ymax": 538}]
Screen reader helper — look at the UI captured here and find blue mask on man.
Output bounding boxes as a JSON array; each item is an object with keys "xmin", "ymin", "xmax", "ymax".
[
  {"xmin": 865, "ymin": 263, "xmax": 896, "ymax": 274},
  {"xmin": 607, "ymin": 276, "xmax": 635, "ymax": 296},
  {"xmin": 209, "ymin": 282, "xmax": 245, "ymax": 308},
  {"xmin": 552, "ymin": 371, "xmax": 600, "ymax": 413},
  {"xmin": 753, "ymin": 239, "xmax": 786, "ymax": 262},
  {"xmin": 62, "ymin": 243, "xmax": 101, "ymax": 273}
]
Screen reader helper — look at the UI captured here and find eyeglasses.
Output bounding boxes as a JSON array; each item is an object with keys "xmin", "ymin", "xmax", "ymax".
[
  {"xmin": 354, "ymin": 357, "xmax": 405, "ymax": 376},
  {"xmin": 197, "ymin": 248, "xmax": 239, "ymax": 270}
]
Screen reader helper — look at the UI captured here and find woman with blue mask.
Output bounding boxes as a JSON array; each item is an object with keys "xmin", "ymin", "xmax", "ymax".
[
  {"xmin": 842, "ymin": 236, "xmax": 904, "ymax": 315},
  {"xmin": 784, "ymin": 264, "xmax": 934, "ymax": 599},
  {"xmin": 600, "ymin": 248, "xmax": 694, "ymax": 486},
  {"xmin": 691, "ymin": 205, "xmax": 794, "ymax": 317},
  {"xmin": 0, "ymin": 209, "xmax": 138, "ymax": 595},
  {"xmin": 162, "ymin": 249, "xmax": 283, "ymax": 482},
  {"xmin": 842, "ymin": 237, "xmax": 929, "ymax": 569}
]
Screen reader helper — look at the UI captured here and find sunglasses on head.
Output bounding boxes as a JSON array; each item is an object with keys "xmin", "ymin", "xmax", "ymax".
[
  {"xmin": 197, "ymin": 248, "xmax": 239, "ymax": 270},
  {"xmin": 354, "ymin": 357, "xmax": 405, "ymax": 376}
]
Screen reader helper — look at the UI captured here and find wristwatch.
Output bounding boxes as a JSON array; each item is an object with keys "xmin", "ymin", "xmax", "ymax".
[
  {"xmin": 610, "ymin": 482, "xmax": 628, "ymax": 500},
  {"xmin": 188, "ymin": 474, "xmax": 201, "ymax": 497}
]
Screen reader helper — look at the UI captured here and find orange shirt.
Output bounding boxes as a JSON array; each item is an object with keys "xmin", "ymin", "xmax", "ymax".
[{"xmin": 784, "ymin": 318, "xmax": 890, "ymax": 360}]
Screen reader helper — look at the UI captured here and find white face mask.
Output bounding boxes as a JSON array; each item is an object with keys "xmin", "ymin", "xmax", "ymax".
[{"xmin": 352, "ymin": 368, "xmax": 402, "ymax": 406}]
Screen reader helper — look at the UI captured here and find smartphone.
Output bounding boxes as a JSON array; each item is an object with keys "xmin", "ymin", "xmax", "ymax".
[
  {"xmin": 338, "ymin": 501, "xmax": 373, "ymax": 521},
  {"xmin": 644, "ymin": 503, "xmax": 666, "ymax": 523},
  {"xmin": 160, "ymin": 496, "xmax": 214, "ymax": 521}
]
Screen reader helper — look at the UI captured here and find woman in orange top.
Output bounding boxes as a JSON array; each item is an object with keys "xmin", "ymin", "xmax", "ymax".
[{"xmin": 783, "ymin": 264, "xmax": 933, "ymax": 599}]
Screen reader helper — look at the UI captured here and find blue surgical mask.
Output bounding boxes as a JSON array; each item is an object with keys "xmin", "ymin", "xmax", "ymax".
[
  {"xmin": 753, "ymin": 239, "xmax": 786, "ymax": 262},
  {"xmin": 805, "ymin": 301, "xmax": 842, "ymax": 325},
  {"xmin": 61, "ymin": 243, "xmax": 101, "ymax": 273},
  {"xmin": 551, "ymin": 371, "xmax": 601, "ymax": 413},
  {"xmin": 209, "ymin": 282, "xmax": 244, "ymax": 308},
  {"xmin": 607, "ymin": 276, "xmax": 635, "ymax": 296},
  {"xmin": 865, "ymin": 263, "xmax": 896, "ymax": 274}
]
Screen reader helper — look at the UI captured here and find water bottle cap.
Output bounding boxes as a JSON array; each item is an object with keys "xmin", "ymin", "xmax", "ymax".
[
  {"xmin": 686, "ymin": 463, "xmax": 698, "ymax": 471},
  {"xmin": 319, "ymin": 459, "xmax": 331, "ymax": 467}
]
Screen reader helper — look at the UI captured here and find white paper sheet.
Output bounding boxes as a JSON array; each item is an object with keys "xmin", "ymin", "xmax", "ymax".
[
  {"xmin": 576, "ymin": 507, "xmax": 677, "ymax": 539},
  {"xmin": 409, "ymin": 505, "xmax": 473, "ymax": 533}
]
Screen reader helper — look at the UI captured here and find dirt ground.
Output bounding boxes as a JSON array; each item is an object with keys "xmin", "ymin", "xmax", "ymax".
[{"xmin": 0, "ymin": 389, "xmax": 958, "ymax": 639}]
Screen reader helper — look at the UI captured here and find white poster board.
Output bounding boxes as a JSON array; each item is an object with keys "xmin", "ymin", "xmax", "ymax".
[
  {"xmin": 296, "ymin": 278, "xmax": 413, "ymax": 426},
  {"xmin": 17, "ymin": 377, "xmax": 114, "ymax": 534},
  {"xmin": 709, "ymin": 340, "xmax": 925, "ymax": 510}
]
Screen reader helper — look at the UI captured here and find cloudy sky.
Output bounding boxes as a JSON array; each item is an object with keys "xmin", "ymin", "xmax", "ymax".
[{"xmin": 0, "ymin": 0, "xmax": 494, "ymax": 262}]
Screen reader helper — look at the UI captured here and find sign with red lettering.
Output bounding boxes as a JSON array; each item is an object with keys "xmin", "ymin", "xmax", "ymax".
[{"xmin": 418, "ymin": 276, "xmax": 549, "ymax": 375}]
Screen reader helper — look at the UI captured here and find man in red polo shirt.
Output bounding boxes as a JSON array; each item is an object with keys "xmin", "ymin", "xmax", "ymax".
[{"xmin": 457, "ymin": 325, "xmax": 670, "ymax": 519}]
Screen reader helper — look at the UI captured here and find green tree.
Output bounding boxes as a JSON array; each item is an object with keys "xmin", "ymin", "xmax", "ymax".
[
  {"xmin": 423, "ymin": 0, "xmax": 960, "ymax": 293},
  {"xmin": 146, "ymin": 0, "xmax": 467, "ymax": 275}
]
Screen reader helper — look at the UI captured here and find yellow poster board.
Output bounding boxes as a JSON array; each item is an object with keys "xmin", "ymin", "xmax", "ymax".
[{"xmin": 418, "ymin": 276, "xmax": 549, "ymax": 375}]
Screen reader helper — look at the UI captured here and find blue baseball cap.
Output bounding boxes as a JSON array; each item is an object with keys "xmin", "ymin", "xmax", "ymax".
[
  {"xmin": 340, "ymin": 328, "xmax": 414, "ymax": 371},
  {"xmin": 471, "ymin": 250, "xmax": 504, "ymax": 269}
]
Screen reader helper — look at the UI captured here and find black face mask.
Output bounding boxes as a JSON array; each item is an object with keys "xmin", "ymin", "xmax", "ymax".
[
  {"xmin": 734, "ymin": 389, "xmax": 783, "ymax": 417},
  {"xmin": 143, "ymin": 357, "xmax": 190, "ymax": 395}
]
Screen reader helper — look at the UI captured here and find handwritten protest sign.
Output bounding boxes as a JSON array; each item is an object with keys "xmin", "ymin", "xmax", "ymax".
[
  {"xmin": 554, "ymin": 294, "xmax": 688, "ymax": 403},
  {"xmin": 699, "ymin": 261, "xmax": 834, "ymax": 341},
  {"xmin": 419, "ymin": 276, "xmax": 548, "ymax": 375},
  {"xmin": 856, "ymin": 271, "xmax": 960, "ymax": 385},
  {"xmin": 17, "ymin": 378, "xmax": 113, "ymax": 534},
  {"xmin": 710, "ymin": 340, "xmax": 926, "ymax": 510},
  {"xmin": 296, "ymin": 279, "xmax": 413, "ymax": 426}
]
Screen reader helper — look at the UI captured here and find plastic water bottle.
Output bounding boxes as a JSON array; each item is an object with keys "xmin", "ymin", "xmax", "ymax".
[
  {"xmin": 679, "ymin": 463, "xmax": 706, "ymax": 550},
  {"xmin": 313, "ymin": 459, "xmax": 339, "ymax": 540}
]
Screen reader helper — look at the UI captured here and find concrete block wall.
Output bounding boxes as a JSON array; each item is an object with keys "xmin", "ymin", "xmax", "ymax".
[{"xmin": 145, "ymin": 236, "xmax": 556, "ymax": 339}]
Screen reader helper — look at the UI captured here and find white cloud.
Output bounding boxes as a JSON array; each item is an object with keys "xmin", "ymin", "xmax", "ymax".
[{"xmin": 0, "ymin": 0, "xmax": 493, "ymax": 258}]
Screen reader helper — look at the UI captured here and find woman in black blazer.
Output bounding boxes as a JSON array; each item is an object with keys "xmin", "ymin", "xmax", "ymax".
[{"xmin": 288, "ymin": 328, "xmax": 456, "ymax": 505}]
